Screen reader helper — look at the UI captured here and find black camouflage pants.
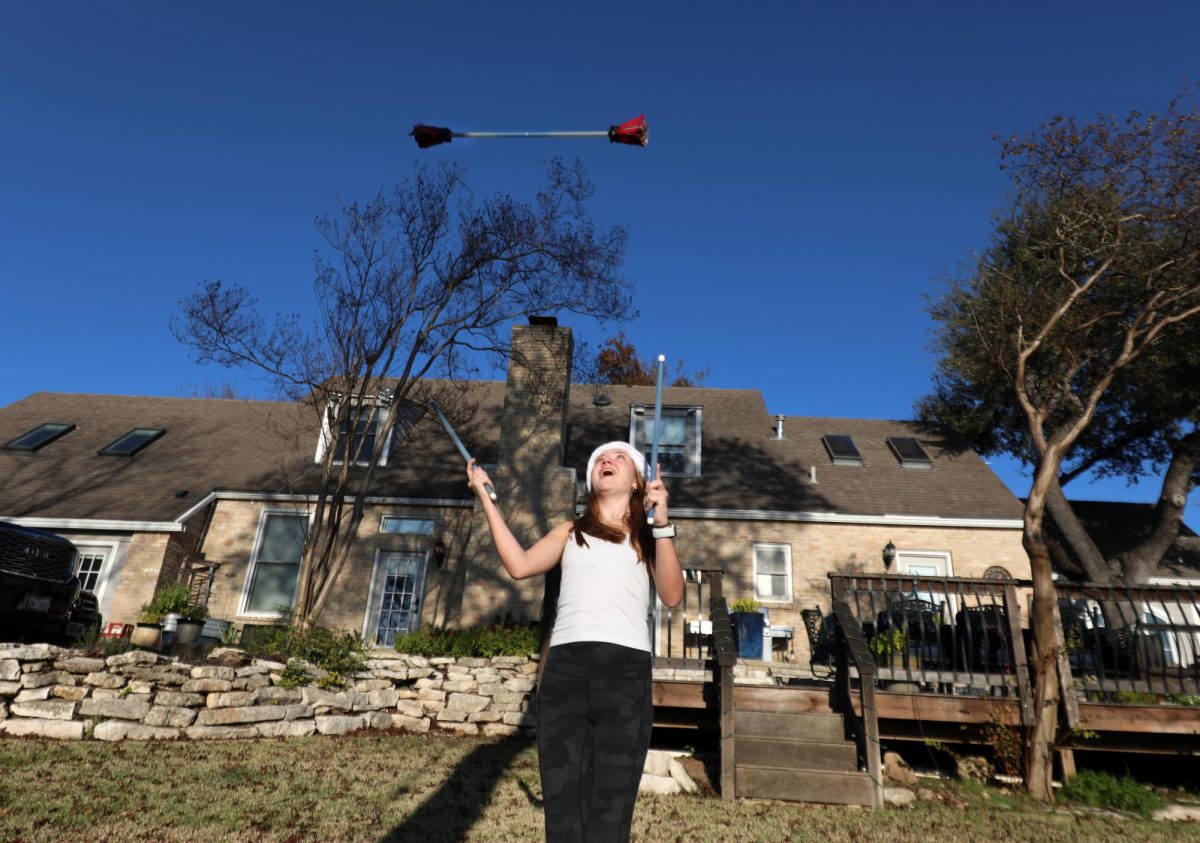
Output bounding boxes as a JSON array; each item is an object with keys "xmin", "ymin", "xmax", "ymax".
[{"xmin": 537, "ymin": 641, "xmax": 653, "ymax": 842}]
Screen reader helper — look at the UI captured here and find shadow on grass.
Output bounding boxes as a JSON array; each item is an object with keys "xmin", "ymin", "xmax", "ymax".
[{"xmin": 378, "ymin": 734, "xmax": 538, "ymax": 843}]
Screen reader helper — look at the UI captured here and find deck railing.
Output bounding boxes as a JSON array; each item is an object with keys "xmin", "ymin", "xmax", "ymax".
[
  {"xmin": 1057, "ymin": 581, "xmax": 1200, "ymax": 704},
  {"xmin": 829, "ymin": 573, "xmax": 1032, "ymax": 712},
  {"xmin": 830, "ymin": 598, "xmax": 884, "ymax": 808},
  {"xmin": 655, "ymin": 566, "xmax": 725, "ymax": 668},
  {"xmin": 827, "ymin": 573, "xmax": 1200, "ymax": 714}
]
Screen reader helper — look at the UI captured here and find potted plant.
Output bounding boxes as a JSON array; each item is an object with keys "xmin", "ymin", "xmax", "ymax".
[
  {"xmin": 175, "ymin": 599, "xmax": 208, "ymax": 645},
  {"xmin": 132, "ymin": 605, "xmax": 164, "ymax": 649},
  {"xmin": 869, "ymin": 627, "xmax": 908, "ymax": 669},
  {"xmin": 152, "ymin": 583, "xmax": 193, "ymax": 644},
  {"xmin": 729, "ymin": 598, "xmax": 766, "ymax": 660}
]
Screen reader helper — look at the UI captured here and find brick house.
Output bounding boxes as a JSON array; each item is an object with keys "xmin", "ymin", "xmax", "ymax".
[{"xmin": 0, "ymin": 321, "xmax": 1029, "ymax": 661}]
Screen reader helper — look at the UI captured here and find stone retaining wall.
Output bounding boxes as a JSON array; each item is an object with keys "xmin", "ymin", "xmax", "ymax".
[
  {"xmin": 0, "ymin": 642, "xmax": 701, "ymax": 795},
  {"xmin": 0, "ymin": 643, "xmax": 537, "ymax": 742}
]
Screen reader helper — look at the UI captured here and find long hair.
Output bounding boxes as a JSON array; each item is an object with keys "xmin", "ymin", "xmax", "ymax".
[{"xmin": 572, "ymin": 474, "xmax": 654, "ymax": 564}]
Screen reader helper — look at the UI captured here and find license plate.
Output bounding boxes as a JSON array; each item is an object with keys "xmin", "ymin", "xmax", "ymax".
[{"xmin": 18, "ymin": 593, "xmax": 52, "ymax": 613}]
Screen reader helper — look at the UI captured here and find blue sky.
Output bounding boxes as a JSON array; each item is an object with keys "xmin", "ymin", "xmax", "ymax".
[{"xmin": 2, "ymin": 2, "xmax": 1197, "ymax": 519}]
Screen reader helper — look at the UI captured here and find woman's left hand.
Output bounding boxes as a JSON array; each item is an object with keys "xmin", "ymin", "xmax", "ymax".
[{"xmin": 645, "ymin": 465, "xmax": 670, "ymax": 527}]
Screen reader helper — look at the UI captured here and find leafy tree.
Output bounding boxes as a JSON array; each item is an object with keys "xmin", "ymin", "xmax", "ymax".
[
  {"xmin": 920, "ymin": 97, "xmax": 1200, "ymax": 799},
  {"xmin": 173, "ymin": 160, "xmax": 632, "ymax": 628},
  {"xmin": 595, "ymin": 332, "xmax": 708, "ymax": 386}
]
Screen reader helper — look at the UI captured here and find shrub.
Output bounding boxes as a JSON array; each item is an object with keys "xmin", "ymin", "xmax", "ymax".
[
  {"xmin": 1059, "ymin": 769, "xmax": 1165, "ymax": 818},
  {"xmin": 729, "ymin": 598, "xmax": 761, "ymax": 613},
  {"xmin": 242, "ymin": 619, "xmax": 369, "ymax": 686},
  {"xmin": 393, "ymin": 623, "xmax": 539, "ymax": 658},
  {"xmin": 138, "ymin": 583, "xmax": 193, "ymax": 624}
]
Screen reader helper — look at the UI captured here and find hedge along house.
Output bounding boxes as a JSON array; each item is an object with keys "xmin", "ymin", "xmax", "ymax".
[{"xmin": 0, "ymin": 320, "xmax": 1030, "ymax": 661}]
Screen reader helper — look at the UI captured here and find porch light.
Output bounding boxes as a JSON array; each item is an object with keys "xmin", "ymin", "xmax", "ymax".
[{"xmin": 882, "ymin": 540, "xmax": 897, "ymax": 570}]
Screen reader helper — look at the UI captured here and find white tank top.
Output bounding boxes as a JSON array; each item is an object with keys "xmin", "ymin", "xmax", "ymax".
[{"xmin": 551, "ymin": 530, "xmax": 652, "ymax": 653}]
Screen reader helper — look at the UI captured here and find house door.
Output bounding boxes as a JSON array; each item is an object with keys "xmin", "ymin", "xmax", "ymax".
[
  {"xmin": 365, "ymin": 551, "xmax": 428, "ymax": 647},
  {"xmin": 896, "ymin": 551, "xmax": 955, "ymax": 622}
]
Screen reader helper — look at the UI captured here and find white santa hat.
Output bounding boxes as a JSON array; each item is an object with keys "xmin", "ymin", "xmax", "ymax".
[{"xmin": 585, "ymin": 441, "xmax": 647, "ymax": 492}]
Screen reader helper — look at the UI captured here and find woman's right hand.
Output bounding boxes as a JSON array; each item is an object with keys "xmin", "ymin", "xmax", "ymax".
[{"xmin": 467, "ymin": 458, "xmax": 494, "ymax": 501}]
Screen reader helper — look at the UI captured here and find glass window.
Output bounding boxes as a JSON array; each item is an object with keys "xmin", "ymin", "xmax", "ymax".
[
  {"xmin": 100, "ymin": 428, "xmax": 165, "ymax": 456},
  {"xmin": 380, "ymin": 516, "xmax": 435, "ymax": 535},
  {"xmin": 75, "ymin": 550, "xmax": 107, "ymax": 593},
  {"xmin": 821, "ymin": 434, "xmax": 862, "ymax": 466},
  {"xmin": 3, "ymin": 423, "xmax": 75, "ymax": 452},
  {"xmin": 630, "ymin": 406, "xmax": 701, "ymax": 477},
  {"xmin": 332, "ymin": 406, "xmax": 384, "ymax": 465},
  {"xmin": 887, "ymin": 436, "xmax": 932, "ymax": 468},
  {"xmin": 754, "ymin": 544, "xmax": 792, "ymax": 603},
  {"xmin": 245, "ymin": 513, "xmax": 307, "ymax": 614}
]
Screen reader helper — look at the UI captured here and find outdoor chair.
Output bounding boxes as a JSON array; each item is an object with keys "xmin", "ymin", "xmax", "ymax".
[
  {"xmin": 955, "ymin": 605, "xmax": 1013, "ymax": 673},
  {"xmin": 801, "ymin": 607, "xmax": 836, "ymax": 679}
]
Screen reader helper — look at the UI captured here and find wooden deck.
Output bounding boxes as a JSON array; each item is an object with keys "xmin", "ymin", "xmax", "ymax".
[{"xmin": 651, "ymin": 570, "xmax": 1200, "ymax": 804}]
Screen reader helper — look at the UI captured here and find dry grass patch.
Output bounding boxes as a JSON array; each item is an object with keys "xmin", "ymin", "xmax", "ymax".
[{"xmin": 0, "ymin": 734, "xmax": 1191, "ymax": 842}]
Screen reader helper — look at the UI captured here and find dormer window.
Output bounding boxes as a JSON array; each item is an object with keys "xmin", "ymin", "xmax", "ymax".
[
  {"xmin": 328, "ymin": 405, "xmax": 389, "ymax": 466},
  {"xmin": 318, "ymin": 396, "xmax": 422, "ymax": 467},
  {"xmin": 887, "ymin": 436, "xmax": 932, "ymax": 469},
  {"xmin": 3, "ymin": 423, "xmax": 75, "ymax": 452},
  {"xmin": 99, "ymin": 428, "xmax": 165, "ymax": 456},
  {"xmin": 630, "ymin": 405, "xmax": 702, "ymax": 477},
  {"xmin": 821, "ymin": 434, "xmax": 862, "ymax": 466}
]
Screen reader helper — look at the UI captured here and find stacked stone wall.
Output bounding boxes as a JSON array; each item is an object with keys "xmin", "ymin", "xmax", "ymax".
[{"xmin": 0, "ymin": 644, "xmax": 536, "ymax": 742}]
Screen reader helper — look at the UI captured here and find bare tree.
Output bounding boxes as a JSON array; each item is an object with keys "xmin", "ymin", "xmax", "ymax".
[
  {"xmin": 173, "ymin": 160, "xmax": 632, "ymax": 628},
  {"xmin": 921, "ymin": 97, "xmax": 1200, "ymax": 799}
]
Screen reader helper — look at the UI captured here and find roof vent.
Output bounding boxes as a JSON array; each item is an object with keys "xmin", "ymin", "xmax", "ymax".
[
  {"xmin": 774, "ymin": 415, "xmax": 785, "ymax": 440},
  {"xmin": 592, "ymin": 392, "xmax": 612, "ymax": 408},
  {"xmin": 810, "ymin": 465, "xmax": 817, "ymax": 484}
]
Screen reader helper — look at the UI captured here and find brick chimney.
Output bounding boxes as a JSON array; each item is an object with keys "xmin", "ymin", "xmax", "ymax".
[{"xmin": 458, "ymin": 318, "xmax": 577, "ymax": 626}]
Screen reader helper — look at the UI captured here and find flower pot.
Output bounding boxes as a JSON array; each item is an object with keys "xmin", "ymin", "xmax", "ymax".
[
  {"xmin": 130, "ymin": 623, "xmax": 162, "ymax": 650},
  {"xmin": 731, "ymin": 611, "xmax": 766, "ymax": 660},
  {"xmin": 175, "ymin": 619, "xmax": 204, "ymax": 644},
  {"xmin": 200, "ymin": 619, "xmax": 231, "ymax": 643}
]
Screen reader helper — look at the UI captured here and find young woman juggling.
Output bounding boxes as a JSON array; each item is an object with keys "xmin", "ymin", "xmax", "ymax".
[{"xmin": 467, "ymin": 441, "xmax": 684, "ymax": 842}]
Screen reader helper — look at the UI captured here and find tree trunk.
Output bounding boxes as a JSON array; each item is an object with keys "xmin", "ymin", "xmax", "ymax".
[{"xmin": 1023, "ymin": 458, "xmax": 1062, "ymax": 801}]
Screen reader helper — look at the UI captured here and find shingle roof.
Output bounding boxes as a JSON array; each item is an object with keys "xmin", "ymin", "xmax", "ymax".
[
  {"xmin": 565, "ymin": 386, "xmax": 1023, "ymax": 520},
  {"xmin": 1046, "ymin": 499, "xmax": 1200, "ymax": 578},
  {"xmin": 0, "ymin": 384, "xmax": 1023, "ymax": 524}
]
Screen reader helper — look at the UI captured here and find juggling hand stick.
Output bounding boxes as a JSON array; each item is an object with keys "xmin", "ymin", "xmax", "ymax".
[
  {"xmin": 647, "ymin": 354, "xmax": 666, "ymax": 525},
  {"xmin": 430, "ymin": 400, "xmax": 497, "ymax": 502},
  {"xmin": 412, "ymin": 115, "xmax": 648, "ymax": 149}
]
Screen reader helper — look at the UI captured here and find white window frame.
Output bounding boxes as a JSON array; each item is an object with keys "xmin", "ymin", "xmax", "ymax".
[
  {"xmin": 629, "ymin": 405, "xmax": 702, "ymax": 478},
  {"xmin": 753, "ymin": 543, "xmax": 793, "ymax": 604},
  {"xmin": 238, "ymin": 508, "xmax": 312, "ymax": 619},
  {"xmin": 72, "ymin": 540, "xmax": 120, "ymax": 607},
  {"xmin": 378, "ymin": 515, "xmax": 436, "ymax": 535},
  {"xmin": 315, "ymin": 402, "xmax": 397, "ymax": 467}
]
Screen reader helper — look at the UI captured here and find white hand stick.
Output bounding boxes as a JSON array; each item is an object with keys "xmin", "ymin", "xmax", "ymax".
[{"xmin": 647, "ymin": 354, "xmax": 666, "ymax": 525}]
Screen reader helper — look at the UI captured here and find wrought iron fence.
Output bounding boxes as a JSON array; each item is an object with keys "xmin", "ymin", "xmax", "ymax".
[
  {"xmin": 1057, "ymin": 581, "xmax": 1200, "ymax": 704},
  {"xmin": 828, "ymin": 573, "xmax": 1031, "ymax": 704}
]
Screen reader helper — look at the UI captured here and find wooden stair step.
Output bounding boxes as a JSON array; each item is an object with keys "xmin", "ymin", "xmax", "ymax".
[
  {"xmin": 735, "ymin": 710, "xmax": 846, "ymax": 743},
  {"xmin": 733, "ymin": 684, "xmax": 835, "ymax": 714},
  {"xmin": 735, "ymin": 737, "xmax": 858, "ymax": 773},
  {"xmin": 735, "ymin": 766, "xmax": 874, "ymax": 806}
]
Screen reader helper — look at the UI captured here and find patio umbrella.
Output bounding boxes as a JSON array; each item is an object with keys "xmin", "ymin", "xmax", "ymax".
[{"xmin": 410, "ymin": 114, "xmax": 649, "ymax": 149}]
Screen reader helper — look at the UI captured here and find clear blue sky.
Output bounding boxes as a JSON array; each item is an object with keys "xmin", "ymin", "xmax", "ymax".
[{"xmin": 2, "ymin": 2, "xmax": 1197, "ymax": 519}]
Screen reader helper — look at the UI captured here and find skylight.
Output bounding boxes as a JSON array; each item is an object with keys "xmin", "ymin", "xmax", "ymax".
[
  {"xmin": 2, "ymin": 423, "xmax": 75, "ymax": 452},
  {"xmin": 821, "ymin": 434, "xmax": 863, "ymax": 466},
  {"xmin": 887, "ymin": 436, "xmax": 933, "ymax": 468},
  {"xmin": 99, "ymin": 428, "xmax": 165, "ymax": 456}
]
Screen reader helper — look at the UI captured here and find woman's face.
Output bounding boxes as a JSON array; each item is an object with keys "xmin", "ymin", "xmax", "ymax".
[{"xmin": 591, "ymin": 448, "xmax": 640, "ymax": 494}]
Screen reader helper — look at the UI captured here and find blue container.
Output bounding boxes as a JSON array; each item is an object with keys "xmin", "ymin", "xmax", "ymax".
[{"xmin": 732, "ymin": 611, "xmax": 766, "ymax": 660}]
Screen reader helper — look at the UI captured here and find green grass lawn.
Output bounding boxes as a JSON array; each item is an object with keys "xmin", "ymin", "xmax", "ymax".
[{"xmin": 0, "ymin": 733, "xmax": 1193, "ymax": 842}]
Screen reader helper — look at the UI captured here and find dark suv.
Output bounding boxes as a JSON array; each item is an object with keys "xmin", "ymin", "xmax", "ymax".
[{"xmin": 0, "ymin": 521, "xmax": 102, "ymax": 643}]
